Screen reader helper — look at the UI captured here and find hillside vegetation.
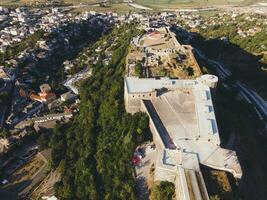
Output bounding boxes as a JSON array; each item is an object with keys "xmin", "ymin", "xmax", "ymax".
[{"xmin": 38, "ymin": 23, "xmax": 152, "ymax": 199}]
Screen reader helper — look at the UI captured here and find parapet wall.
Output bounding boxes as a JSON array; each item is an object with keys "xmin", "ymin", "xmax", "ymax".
[
  {"xmin": 124, "ymin": 79, "xmax": 158, "ymax": 114},
  {"xmin": 154, "ymin": 163, "xmax": 209, "ymax": 200},
  {"xmin": 140, "ymin": 100, "xmax": 166, "ymax": 150}
]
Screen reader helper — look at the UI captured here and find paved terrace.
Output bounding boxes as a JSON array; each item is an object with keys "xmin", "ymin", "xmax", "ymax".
[
  {"xmin": 148, "ymin": 90, "xmax": 241, "ymax": 178},
  {"xmin": 125, "ymin": 76, "xmax": 242, "ymax": 177}
]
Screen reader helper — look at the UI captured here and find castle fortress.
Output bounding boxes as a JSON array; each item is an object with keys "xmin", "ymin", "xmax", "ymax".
[
  {"xmin": 125, "ymin": 26, "xmax": 242, "ymax": 200},
  {"xmin": 124, "ymin": 75, "xmax": 242, "ymax": 199}
]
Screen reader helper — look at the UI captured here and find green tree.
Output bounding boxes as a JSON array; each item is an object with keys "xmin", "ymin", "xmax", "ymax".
[
  {"xmin": 49, "ymin": 23, "xmax": 150, "ymax": 200},
  {"xmin": 134, "ymin": 61, "xmax": 143, "ymax": 77},
  {"xmin": 152, "ymin": 181, "xmax": 175, "ymax": 200},
  {"xmin": 0, "ymin": 129, "xmax": 10, "ymax": 139},
  {"xmin": 210, "ymin": 195, "xmax": 221, "ymax": 200}
]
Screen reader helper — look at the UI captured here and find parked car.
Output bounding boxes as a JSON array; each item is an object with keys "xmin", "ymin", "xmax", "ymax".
[
  {"xmin": 137, "ymin": 148, "xmax": 145, "ymax": 158},
  {"xmin": 1, "ymin": 179, "xmax": 8, "ymax": 185}
]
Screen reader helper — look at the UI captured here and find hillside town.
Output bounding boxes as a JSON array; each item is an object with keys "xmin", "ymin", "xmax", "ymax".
[
  {"xmin": 0, "ymin": 7, "xmax": 119, "ymax": 199},
  {"xmin": 0, "ymin": 3, "xmax": 266, "ymax": 200}
]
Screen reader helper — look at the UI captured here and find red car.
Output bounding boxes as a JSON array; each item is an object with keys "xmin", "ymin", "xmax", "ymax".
[{"xmin": 132, "ymin": 155, "xmax": 141, "ymax": 165}]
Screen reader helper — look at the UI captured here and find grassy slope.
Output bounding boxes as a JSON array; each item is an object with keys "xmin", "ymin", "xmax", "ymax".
[
  {"xmin": 135, "ymin": 0, "xmax": 267, "ymax": 8},
  {"xmin": 71, "ymin": 3, "xmax": 139, "ymax": 13},
  {"xmin": 135, "ymin": 0, "xmax": 267, "ymax": 4}
]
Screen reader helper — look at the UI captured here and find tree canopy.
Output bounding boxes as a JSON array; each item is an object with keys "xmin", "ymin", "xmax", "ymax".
[
  {"xmin": 47, "ymin": 23, "xmax": 151, "ymax": 200},
  {"xmin": 151, "ymin": 181, "xmax": 175, "ymax": 200}
]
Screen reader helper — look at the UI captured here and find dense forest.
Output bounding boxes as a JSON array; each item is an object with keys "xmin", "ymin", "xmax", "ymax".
[{"xmin": 43, "ymin": 23, "xmax": 151, "ymax": 199}]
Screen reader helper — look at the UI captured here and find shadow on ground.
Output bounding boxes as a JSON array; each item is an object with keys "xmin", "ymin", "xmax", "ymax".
[
  {"xmin": 0, "ymin": 180, "xmax": 32, "ymax": 200},
  {"xmin": 172, "ymin": 25, "xmax": 267, "ymax": 200}
]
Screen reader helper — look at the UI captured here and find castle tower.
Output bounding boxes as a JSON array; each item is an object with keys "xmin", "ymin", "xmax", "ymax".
[{"xmin": 198, "ymin": 74, "xmax": 218, "ymax": 89}]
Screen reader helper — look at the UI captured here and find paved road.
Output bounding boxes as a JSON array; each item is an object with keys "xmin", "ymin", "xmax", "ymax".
[
  {"xmin": 128, "ymin": 3, "xmax": 153, "ymax": 10},
  {"xmin": 235, "ymin": 81, "xmax": 267, "ymax": 120}
]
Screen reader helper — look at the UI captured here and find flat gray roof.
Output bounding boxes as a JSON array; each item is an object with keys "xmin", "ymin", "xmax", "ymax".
[
  {"xmin": 125, "ymin": 76, "xmax": 220, "ymax": 145},
  {"xmin": 125, "ymin": 77, "xmax": 196, "ymax": 93},
  {"xmin": 150, "ymin": 90, "xmax": 220, "ymax": 146}
]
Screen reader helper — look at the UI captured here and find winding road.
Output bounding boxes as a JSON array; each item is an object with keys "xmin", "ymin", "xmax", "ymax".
[{"xmin": 194, "ymin": 48, "xmax": 267, "ymax": 125}]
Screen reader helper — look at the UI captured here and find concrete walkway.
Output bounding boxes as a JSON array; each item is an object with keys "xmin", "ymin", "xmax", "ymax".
[{"xmin": 135, "ymin": 145, "xmax": 157, "ymax": 200}]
